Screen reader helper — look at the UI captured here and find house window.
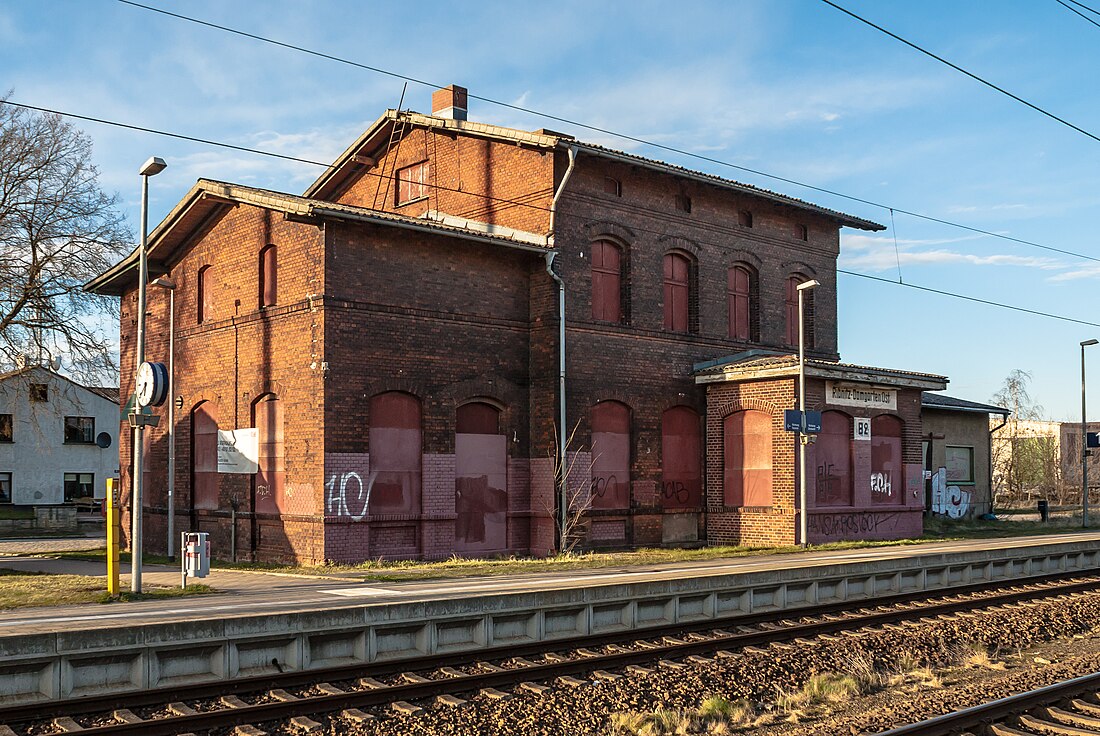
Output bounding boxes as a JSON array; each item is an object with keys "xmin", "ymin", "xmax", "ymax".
[
  {"xmin": 785, "ymin": 274, "xmax": 815, "ymax": 348},
  {"xmin": 603, "ymin": 177, "xmax": 622, "ymax": 197},
  {"xmin": 661, "ymin": 406, "xmax": 702, "ymax": 509},
  {"xmin": 727, "ymin": 265, "xmax": 758, "ymax": 342},
  {"xmin": 591, "ymin": 401, "xmax": 631, "ymax": 510},
  {"xmin": 738, "ymin": 210, "xmax": 753, "ymax": 227},
  {"xmin": 259, "ymin": 245, "xmax": 277, "ymax": 309},
  {"xmin": 0, "ymin": 414, "xmax": 11, "ymax": 442},
  {"xmin": 946, "ymin": 446, "xmax": 975, "ymax": 484},
  {"xmin": 63, "ymin": 473, "xmax": 94, "ymax": 503},
  {"xmin": 675, "ymin": 194, "xmax": 692, "ymax": 213},
  {"xmin": 0, "ymin": 473, "xmax": 11, "ymax": 504},
  {"xmin": 813, "ymin": 411, "xmax": 852, "ymax": 506},
  {"xmin": 396, "ymin": 161, "xmax": 429, "ymax": 205},
  {"xmin": 197, "ymin": 265, "xmax": 213, "ymax": 324},
  {"xmin": 871, "ymin": 415, "xmax": 903, "ymax": 505},
  {"xmin": 30, "ymin": 384, "xmax": 48, "ymax": 402},
  {"xmin": 64, "ymin": 416, "xmax": 95, "ymax": 444},
  {"xmin": 369, "ymin": 392, "xmax": 423, "ymax": 515},
  {"xmin": 663, "ymin": 251, "xmax": 693, "ymax": 333},
  {"xmin": 591, "ymin": 240, "xmax": 623, "ymax": 323},
  {"xmin": 794, "ymin": 223, "xmax": 808, "ymax": 241},
  {"xmin": 723, "ymin": 410, "xmax": 772, "ymax": 507}
]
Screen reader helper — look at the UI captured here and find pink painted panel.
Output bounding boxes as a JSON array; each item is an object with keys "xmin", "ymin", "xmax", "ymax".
[
  {"xmin": 871, "ymin": 415, "xmax": 903, "ymax": 505},
  {"xmin": 591, "ymin": 401, "xmax": 630, "ymax": 510},
  {"xmin": 723, "ymin": 410, "xmax": 772, "ymax": 507},
  {"xmin": 455, "ymin": 433, "xmax": 508, "ymax": 553},
  {"xmin": 814, "ymin": 411, "xmax": 852, "ymax": 506},
  {"xmin": 192, "ymin": 402, "xmax": 219, "ymax": 510},
  {"xmin": 254, "ymin": 396, "xmax": 285, "ymax": 515},
  {"xmin": 369, "ymin": 393, "xmax": 422, "ymax": 514},
  {"xmin": 661, "ymin": 407, "xmax": 701, "ymax": 509}
]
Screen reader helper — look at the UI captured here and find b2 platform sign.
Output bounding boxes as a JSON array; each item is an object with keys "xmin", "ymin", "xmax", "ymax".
[
  {"xmin": 784, "ymin": 409, "xmax": 822, "ymax": 434},
  {"xmin": 1088, "ymin": 432, "xmax": 1100, "ymax": 449},
  {"xmin": 854, "ymin": 418, "xmax": 871, "ymax": 441}
]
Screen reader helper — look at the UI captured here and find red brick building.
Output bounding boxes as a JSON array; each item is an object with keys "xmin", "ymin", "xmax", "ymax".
[{"xmin": 88, "ymin": 85, "xmax": 945, "ymax": 563}]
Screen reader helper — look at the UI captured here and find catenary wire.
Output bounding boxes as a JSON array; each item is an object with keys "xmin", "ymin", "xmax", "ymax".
[
  {"xmin": 1056, "ymin": 0, "xmax": 1100, "ymax": 28},
  {"xmin": 1066, "ymin": 0, "xmax": 1100, "ymax": 17},
  {"xmin": 819, "ymin": 0, "xmax": 1100, "ymax": 145},
  {"xmin": 112, "ymin": 0, "xmax": 1100, "ymax": 265},
  {"xmin": 2, "ymin": 98, "xmax": 1096, "ymax": 330}
]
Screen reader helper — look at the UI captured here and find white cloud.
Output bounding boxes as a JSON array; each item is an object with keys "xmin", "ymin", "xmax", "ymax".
[
  {"xmin": 841, "ymin": 233, "xmax": 1063, "ymax": 273},
  {"xmin": 1047, "ymin": 265, "xmax": 1100, "ymax": 282}
]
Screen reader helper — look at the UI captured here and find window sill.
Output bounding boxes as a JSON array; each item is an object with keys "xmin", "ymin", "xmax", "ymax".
[
  {"xmin": 63, "ymin": 441, "xmax": 96, "ymax": 446},
  {"xmin": 395, "ymin": 195, "xmax": 428, "ymax": 208}
]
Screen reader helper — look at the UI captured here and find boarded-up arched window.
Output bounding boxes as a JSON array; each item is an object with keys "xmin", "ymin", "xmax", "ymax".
[
  {"xmin": 197, "ymin": 265, "xmax": 213, "ymax": 324},
  {"xmin": 591, "ymin": 240, "xmax": 622, "ymax": 323},
  {"xmin": 871, "ymin": 415, "xmax": 903, "ymax": 505},
  {"xmin": 728, "ymin": 265, "xmax": 757, "ymax": 342},
  {"xmin": 785, "ymin": 274, "xmax": 815, "ymax": 348},
  {"xmin": 369, "ymin": 392, "xmax": 422, "ymax": 515},
  {"xmin": 591, "ymin": 401, "xmax": 630, "ymax": 510},
  {"xmin": 455, "ymin": 401, "xmax": 507, "ymax": 553},
  {"xmin": 259, "ymin": 245, "xmax": 277, "ymax": 308},
  {"xmin": 254, "ymin": 395, "xmax": 285, "ymax": 514},
  {"xmin": 663, "ymin": 252, "xmax": 692, "ymax": 333},
  {"xmin": 814, "ymin": 411, "xmax": 852, "ymax": 506},
  {"xmin": 191, "ymin": 402, "xmax": 219, "ymax": 510},
  {"xmin": 723, "ymin": 410, "xmax": 772, "ymax": 507},
  {"xmin": 661, "ymin": 406, "xmax": 701, "ymax": 509}
]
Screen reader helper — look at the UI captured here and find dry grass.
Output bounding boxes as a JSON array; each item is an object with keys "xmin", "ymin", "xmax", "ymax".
[
  {"xmin": 0, "ymin": 569, "xmax": 211, "ymax": 609},
  {"xmin": 608, "ymin": 696, "xmax": 755, "ymax": 735}
]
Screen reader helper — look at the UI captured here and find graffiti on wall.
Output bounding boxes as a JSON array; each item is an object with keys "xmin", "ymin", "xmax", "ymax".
[
  {"xmin": 930, "ymin": 466, "xmax": 970, "ymax": 519},
  {"xmin": 808, "ymin": 511, "xmax": 901, "ymax": 537},
  {"xmin": 326, "ymin": 471, "xmax": 378, "ymax": 521}
]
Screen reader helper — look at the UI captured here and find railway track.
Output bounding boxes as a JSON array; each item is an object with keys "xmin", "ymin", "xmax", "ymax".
[{"xmin": 6, "ymin": 570, "xmax": 1100, "ymax": 736}]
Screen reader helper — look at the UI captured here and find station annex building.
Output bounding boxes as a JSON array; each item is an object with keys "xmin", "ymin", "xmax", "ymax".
[{"xmin": 88, "ymin": 85, "xmax": 948, "ymax": 564}]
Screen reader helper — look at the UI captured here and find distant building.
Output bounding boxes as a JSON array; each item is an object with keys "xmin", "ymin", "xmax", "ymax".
[
  {"xmin": 920, "ymin": 393, "xmax": 1008, "ymax": 518},
  {"xmin": 0, "ymin": 366, "xmax": 120, "ymax": 508}
]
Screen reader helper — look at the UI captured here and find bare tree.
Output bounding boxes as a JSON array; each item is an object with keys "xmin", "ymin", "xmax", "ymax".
[
  {"xmin": 544, "ymin": 421, "xmax": 596, "ymax": 556},
  {"xmin": 990, "ymin": 369, "xmax": 1060, "ymax": 507},
  {"xmin": 0, "ymin": 97, "xmax": 131, "ymax": 384}
]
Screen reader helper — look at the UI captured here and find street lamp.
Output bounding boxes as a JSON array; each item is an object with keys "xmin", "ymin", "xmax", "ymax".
[
  {"xmin": 151, "ymin": 276, "xmax": 176, "ymax": 559},
  {"xmin": 797, "ymin": 278, "xmax": 820, "ymax": 548},
  {"xmin": 1082, "ymin": 339, "xmax": 1098, "ymax": 528},
  {"xmin": 131, "ymin": 156, "xmax": 166, "ymax": 593}
]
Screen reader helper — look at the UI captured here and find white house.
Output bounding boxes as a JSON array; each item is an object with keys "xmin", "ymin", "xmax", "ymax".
[{"xmin": 0, "ymin": 366, "xmax": 120, "ymax": 507}]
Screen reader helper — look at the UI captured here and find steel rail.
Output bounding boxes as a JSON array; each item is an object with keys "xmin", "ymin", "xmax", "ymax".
[{"xmin": 7, "ymin": 572, "xmax": 1100, "ymax": 736}]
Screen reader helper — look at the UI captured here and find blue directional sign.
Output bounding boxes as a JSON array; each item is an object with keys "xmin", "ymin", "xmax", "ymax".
[
  {"xmin": 1088, "ymin": 432, "xmax": 1100, "ymax": 449},
  {"xmin": 784, "ymin": 409, "xmax": 822, "ymax": 434},
  {"xmin": 804, "ymin": 411, "xmax": 822, "ymax": 434}
]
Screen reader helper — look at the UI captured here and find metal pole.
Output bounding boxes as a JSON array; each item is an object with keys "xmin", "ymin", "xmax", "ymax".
[
  {"xmin": 1084, "ymin": 344, "xmax": 1090, "ymax": 529},
  {"xmin": 166, "ymin": 288, "xmax": 175, "ymax": 559},
  {"xmin": 798, "ymin": 288, "xmax": 808, "ymax": 548},
  {"xmin": 131, "ymin": 172, "xmax": 149, "ymax": 593}
]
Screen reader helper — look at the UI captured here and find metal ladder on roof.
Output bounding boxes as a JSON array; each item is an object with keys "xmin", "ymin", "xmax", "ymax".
[{"xmin": 371, "ymin": 83, "xmax": 408, "ymax": 211}]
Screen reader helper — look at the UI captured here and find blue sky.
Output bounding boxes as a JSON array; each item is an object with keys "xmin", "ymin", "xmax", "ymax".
[{"xmin": 3, "ymin": 0, "xmax": 1099, "ymax": 419}]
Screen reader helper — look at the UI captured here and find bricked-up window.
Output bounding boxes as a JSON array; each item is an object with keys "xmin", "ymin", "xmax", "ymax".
[
  {"xmin": 455, "ymin": 402, "xmax": 507, "ymax": 553},
  {"xmin": 738, "ymin": 210, "xmax": 753, "ymax": 227},
  {"xmin": 191, "ymin": 401, "xmax": 219, "ymax": 510},
  {"xmin": 254, "ymin": 395, "xmax": 285, "ymax": 515},
  {"xmin": 676, "ymin": 194, "xmax": 692, "ymax": 213},
  {"xmin": 813, "ymin": 411, "xmax": 852, "ymax": 506},
  {"xmin": 728, "ymin": 265, "xmax": 759, "ymax": 342},
  {"xmin": 603, "ymin": 177, "xmax": 622, "ymax": 197},
  {"xmin": 663, "ymin": 251, "xmax": 694, "ymax": 333},
  {"xmin": 369, "ymin": 392, "xmax": 422, "ymax": 515},
  {"xmin": 197, "ymin": 265, "xmax": 213, "ymax": 324},
  {"xmin": 591, "ymin": 401, "xmax": 631, "ymax": 510},
  {"xmin": 794, "ymin": 223, "xmax": 808, "ymax": 241},
  {"xmin": 64, "ymin": 416, "xmax": 95, "ymax": 444},
  {"xmin": 30, "ymin": 384, "xmax": 47, "ymax": 402},
  {"xmin": 0, "ymin": 473, "xmax": 10, "ymax": 504},
  {"xmin": 63, "ymin": 473, "xmax": 93, "ymax": 503},
  {"xmin": 661, "ymin": 406, "xmax": 702, "ymax": 509},
  {"xmin": 724, "ymin": 410, "xmax": 773, "ymax": 507},
  {"xmin": 871, "ymin": 415, "xmax": 903, "ymax": 505},
  {"xmin": 259, "ymin": 245, "xmax": 277, "ymax": 309},
  {"xmin": 591, "ymin": 240, "xmax": 623, "ymax": 323},
  {"xmin": 785, "ymin": 274, "xmax": 815, "ymax": 349},
  {"xmin": 396, "ymin": 161, "xmax": 429, "ymax": 205},
  {"xmin": 0, "ymin": 414, "xmax": 11, "ymax": 442}
]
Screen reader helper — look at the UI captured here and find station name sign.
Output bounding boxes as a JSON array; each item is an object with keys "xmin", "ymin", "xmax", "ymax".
[{"xmin": 826, "ymin": 381, "xmax": 897, "ymax": 411}]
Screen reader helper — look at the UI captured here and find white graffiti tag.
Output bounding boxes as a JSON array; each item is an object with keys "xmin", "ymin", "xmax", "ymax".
[{"xmin": 325, "ymin": 471, "xmax": 377, "ymax": 521}]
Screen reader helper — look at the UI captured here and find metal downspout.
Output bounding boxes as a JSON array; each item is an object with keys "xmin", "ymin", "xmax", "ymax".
[
  {"xmin": 988, "ymin": 413, "xmax": 1009, "ymax": 516},
  {"xmin": 546, "ymin": 145, "xmax": 576, "ymax": 551}
]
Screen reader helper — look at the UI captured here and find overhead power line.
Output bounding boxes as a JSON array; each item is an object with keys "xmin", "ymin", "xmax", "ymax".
[
  {"xmin": 1066, "ymin": 0, "xmax": 1100, "ymax": 17},
  {"xmin": 114, "ymin": 0, "xmax": 1100, "ymax": 265},
  {"xmin": 1056, "ymin": 0, "xmax": 1100, "ymax": 29},
  {"xmin": 819, "ymin": 0, "xmax": 1100, "ymax": 145}
]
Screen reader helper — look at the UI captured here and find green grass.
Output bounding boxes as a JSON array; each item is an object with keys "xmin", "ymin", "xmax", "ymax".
[
  {"xmin": 0, "ymin": 569, "xmax": 211, "ymax": 609},
  {"xmin": 922, "ymin": 513, "xmax": 1092, "ymax": 538},
  {"xmin": 0, "ymin": 507, "xmax": 34, "ymax": 520}
]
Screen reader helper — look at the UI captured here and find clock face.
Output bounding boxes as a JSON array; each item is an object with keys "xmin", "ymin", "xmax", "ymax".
[{"xmin": 135, "ymin": 362, "xmax": 167, "ymax": 407}]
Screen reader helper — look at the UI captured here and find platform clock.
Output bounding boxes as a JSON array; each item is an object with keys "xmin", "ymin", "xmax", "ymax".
[{"xmin": 135, "ymin": 361, "xmax": 169, "ymax": 408}]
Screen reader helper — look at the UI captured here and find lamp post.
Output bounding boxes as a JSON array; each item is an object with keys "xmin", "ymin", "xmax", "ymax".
[
  {"xmin": 151, "ymin": 276, "xmax": 176, "ymax": 559},
  {"xmin": 131, "ymin": 156, "xmax": 167, "ymax": 593},
  {"xmin": 797, "ymin": 278, "xmax": 820, "ymax": 548},
  {"xmin": 1082, "ymin": 339, "xmax": 1098, "ymax": 528}
]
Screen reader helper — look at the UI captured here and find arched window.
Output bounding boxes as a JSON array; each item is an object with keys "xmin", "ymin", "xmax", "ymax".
[
  {"xmin": 254, "ymin": 395, "xmax": 285, "ymax": 514},
  {"xmin": 728, "ymin": 265, "xmax": 758, "ymax": 342},
  {"xmin": 197, "ymin": 265, "xmax": 213, "ymax": 324},
  {"xmin": 814, "ymin": 411, "xmax": 852, "ymax": 506},
  {"xmin": 871, "ymin": 415, "xmax": 903, "ymax": 505},
  {"xmin": 723, "ymin": 410, "xmax": 772, "ymax": 507},
  {"xmin": 455, "ymin": 401, "xmax": 507, "ymax": 552},
  {"xmin": 663, "ymin": 251, "xmax": 693, "ymax": 333},
  {"xmin": 661, "ymin": 406, "xmax": 701, "ymax": 509},
  {"xmin": 591, "ymin": 401, "xmax": 630, "ymax": 510},
  {"xmin": 369, "ymin": 392, "xmax": 422, "ymax": 515},
  {"xmin": 191, "ymin": 402, "xmax": 219, "ymax": 510},
  {"xmin": 785, "ymin": 274, "xmax": 815, "ymax": 348},
  {"xmin": 591, "ymin": 240, "xmax": 623, "ymax": 323},
  {"xmin": 259, "ymin": 245, "xmax": 277, "ymax": 308}
]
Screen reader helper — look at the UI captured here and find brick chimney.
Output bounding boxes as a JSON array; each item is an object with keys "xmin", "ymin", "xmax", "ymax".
[{"xmin": 432, "ymin": 84, "xmax": 468, "ymax": 121}]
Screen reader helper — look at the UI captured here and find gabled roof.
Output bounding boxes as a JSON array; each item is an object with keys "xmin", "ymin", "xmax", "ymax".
[
  {"xmin": 0, "ymin": 365, "xmax": 120, "ymax": 406},
  {"xmin": 921, "ymin": 392, "xmax": 1008, "ymax": 415},
  {"xmin": 304, "ymin": 110, "xmax": 885, "ymax": 232},
  {"xmin": 694, "ymin": 352, "xmax": 947, "ymax": 391},
  {"xmin": 85, "ymin": 179, "xmax": 552, "ymax": 296}
]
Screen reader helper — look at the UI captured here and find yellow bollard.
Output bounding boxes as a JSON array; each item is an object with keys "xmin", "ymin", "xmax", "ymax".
[{"xmin": 106, "ymin": 478, "xmax": 121, "ymax": 596}]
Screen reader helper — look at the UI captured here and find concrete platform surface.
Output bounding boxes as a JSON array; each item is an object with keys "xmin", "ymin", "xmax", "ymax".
[{"xmin": 1, "ymin": 532, "xmax": 1098, "ymax": 636}]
